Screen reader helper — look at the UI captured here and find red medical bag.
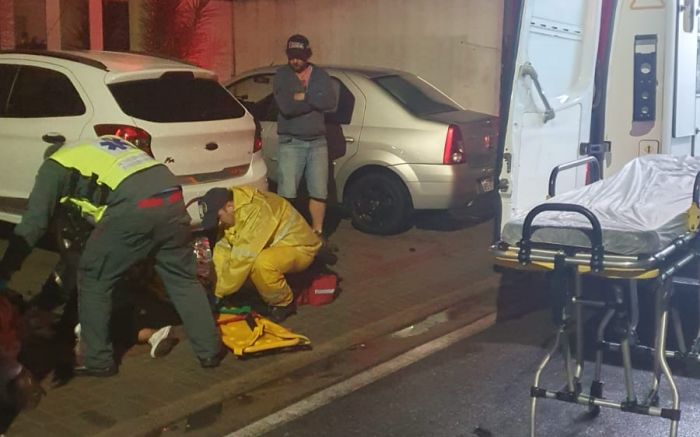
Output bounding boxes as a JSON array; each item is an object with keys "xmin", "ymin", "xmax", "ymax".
[{"xmin": 295, "ymin": 273, "xmax": 338, "ymax": 306}]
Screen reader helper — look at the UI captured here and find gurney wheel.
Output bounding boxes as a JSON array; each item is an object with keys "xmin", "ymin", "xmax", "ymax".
[
  {"xmin": 587, "ymin": 405, "xmax": 600, "ymax": 417},
  {"xmin": 648, "ymin": 394, "xmax": 659, "ymax": 407}
]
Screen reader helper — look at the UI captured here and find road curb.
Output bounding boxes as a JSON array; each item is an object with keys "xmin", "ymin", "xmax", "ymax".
[{"xmin": 97, "ymin": 274, "xmax": 500, "ymax": 437}]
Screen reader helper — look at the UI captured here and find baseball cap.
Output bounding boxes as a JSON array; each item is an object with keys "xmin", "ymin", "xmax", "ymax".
[
  {"xmin": 198, "ymin": 187, "xmax": 231, "ymax": 230},
  {"xmin": 286, "ymin": 34, "xmax": 312, "ymax": 60}
]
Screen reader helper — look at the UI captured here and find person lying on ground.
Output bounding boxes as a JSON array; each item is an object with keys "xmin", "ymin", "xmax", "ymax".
[
  {"xmin": 0, "ymin": 293, "xmax": 43, "ymax": 414},
  {"xmin": 34, "ymin": 259, "xmax": 183, "ymax": 369},
  {"xmin": 198, "ymin": 186, "xmax": 322, "ymax": 323},
  {"xmin": 75, "ymin": 324, "xmax": 178, "ymax": 360}
]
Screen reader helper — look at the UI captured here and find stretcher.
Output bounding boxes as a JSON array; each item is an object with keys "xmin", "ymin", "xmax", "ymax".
[{"xmin": 491, "ymin": 155, "xmax": 700, "ymax": 437}]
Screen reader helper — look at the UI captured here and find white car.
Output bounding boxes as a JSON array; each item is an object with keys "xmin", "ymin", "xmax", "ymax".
[
  {"xmin": 0, "ymin": 50, "xmax": 267, "ymax": 225},
  {"xmin": 227, "ymin": 65, "xmax": 497, "ymax": 235}
]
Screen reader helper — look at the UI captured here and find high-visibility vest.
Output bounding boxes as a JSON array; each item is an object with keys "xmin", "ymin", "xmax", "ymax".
[{"xmin": 49, "ymin": 136, "xmax": 161, "ymax": 223}]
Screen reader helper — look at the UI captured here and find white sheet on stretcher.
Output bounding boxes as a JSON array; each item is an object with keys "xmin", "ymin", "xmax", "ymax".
[{"xmin": 501, "ymin": 155, "xmax": 700, "ymax": 256}]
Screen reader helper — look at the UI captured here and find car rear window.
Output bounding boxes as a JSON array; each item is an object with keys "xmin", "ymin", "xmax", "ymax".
[
  {"xmin": 372, "ymin": 74, "xmax": 461, "ymax": 116},
  {"xmin": 109, "ymin": 73, "xmax": 246, "ymax": 122}
]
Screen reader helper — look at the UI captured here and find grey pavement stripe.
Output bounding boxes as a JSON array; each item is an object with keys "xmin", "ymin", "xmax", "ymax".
[
  {"xmin": 227, "ymin": 313, "xmax": 497, "ymax": 437},
  {"xmin": 96, "ymin": 274, "xmax": 500, "ymax": 437}
]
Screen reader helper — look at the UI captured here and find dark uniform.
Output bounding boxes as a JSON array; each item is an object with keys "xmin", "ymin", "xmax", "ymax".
[{"xmin": 0, "ymin": 136, "xmax": 222, "ymax": 372}]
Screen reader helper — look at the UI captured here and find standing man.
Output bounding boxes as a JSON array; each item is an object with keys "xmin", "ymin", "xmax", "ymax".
[
  {"xmin": 273, "ymin": 34, "xmax": 337, "ymax": 238},
  {"xmin": 0, "ymin": 136, "xmax": 224, "ymax": 376}
]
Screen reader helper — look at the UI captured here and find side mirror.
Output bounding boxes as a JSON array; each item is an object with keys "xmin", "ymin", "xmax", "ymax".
[
  {"xmin": 42, "ymin": 133, "xmax": 66, "ymax": 145},
  {"xmin": 42, "ymin": 133, "xmax": 66, "ymax": 158}
]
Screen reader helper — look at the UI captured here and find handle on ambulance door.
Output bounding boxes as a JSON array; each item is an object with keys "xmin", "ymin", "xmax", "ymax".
[{"xmin": 520, "ymin": 62, "xmax": 555, "ymax": 124}]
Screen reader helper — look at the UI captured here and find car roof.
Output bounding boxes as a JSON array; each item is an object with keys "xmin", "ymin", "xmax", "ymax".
[
  {"xmin": 0, "ymin": 49, "xmax": 202, "ymax": 71},
  {"xmin": 323, "ymin": 64, "xmax": 406, "ymax": 78},
  {"xmin": 232, "ymin": 64, "xmax": 408, "ymax": 81},
  {"xmin": 0, "ymin": 49, "xmax": 217, "ymax": 83}
]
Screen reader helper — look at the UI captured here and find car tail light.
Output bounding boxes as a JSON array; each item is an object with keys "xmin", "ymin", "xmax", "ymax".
[
  {"xmin": 443, "ymin": 124, "xmax": 466, "ymax": 165},
  {"xmin": 253, "ymin": 126, "xmax": 263, "ymax": 153},
  {"xmin": 94, "ymin": 124, "xmax": 153, "ymax": 157},
  {"xmin": 253, "ymin": 135, "xmax": 262, "ymax": 153}
]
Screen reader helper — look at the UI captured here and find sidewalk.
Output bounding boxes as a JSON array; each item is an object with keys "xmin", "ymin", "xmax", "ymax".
[{"xmin": 5, "ymin": 218, "xmax": 499, "ymax": 436}]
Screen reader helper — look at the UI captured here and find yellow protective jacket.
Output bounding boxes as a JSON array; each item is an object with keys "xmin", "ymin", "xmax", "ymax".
[{"xmin": 213, "ymin": 187, "xmax": 321, "ymax": 298}]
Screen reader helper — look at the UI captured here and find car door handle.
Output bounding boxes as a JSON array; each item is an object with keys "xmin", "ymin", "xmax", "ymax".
[{"xmin": 345, "ymin": 137, "xmax": 355, "ymax": 143}]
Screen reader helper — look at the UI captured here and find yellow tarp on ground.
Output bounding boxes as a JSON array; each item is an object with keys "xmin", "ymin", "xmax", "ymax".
[{"xmin": 217, "ymin": 313, "xmax": 311, "ymax": 357}]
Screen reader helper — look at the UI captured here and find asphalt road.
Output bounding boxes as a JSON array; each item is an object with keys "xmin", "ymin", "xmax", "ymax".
[{"xmin": 260, "ymin": 309, "xmax": 700, "ymax": 437}]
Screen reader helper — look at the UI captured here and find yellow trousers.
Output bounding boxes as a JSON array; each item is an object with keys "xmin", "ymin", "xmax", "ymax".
[{"xmin": 250, "ymin": 245, "xmax": 316, "ymax": 306}]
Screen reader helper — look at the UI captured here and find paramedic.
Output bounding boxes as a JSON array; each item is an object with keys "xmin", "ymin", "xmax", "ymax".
[
  {"xmin": 198, "ymin": 186, "xmax": 322, "ymax": 322},
  {"xmin": 0, "ymin": 136, "xmax": 224, "ymax": 377}
]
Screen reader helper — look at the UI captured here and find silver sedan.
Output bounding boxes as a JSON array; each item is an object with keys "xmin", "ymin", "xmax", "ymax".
[{"xmin": 226, "ymin": 65, "xmax": 497, "ymax": 235}]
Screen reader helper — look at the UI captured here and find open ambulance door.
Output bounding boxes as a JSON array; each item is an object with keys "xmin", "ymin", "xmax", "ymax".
[{"xmin": 495, "ymin": 0, "xmax": 604, "ymax": 237}]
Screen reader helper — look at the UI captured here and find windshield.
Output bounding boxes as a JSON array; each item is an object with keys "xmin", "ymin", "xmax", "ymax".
[{"xmin": 372, "ymin": 74, "xmax": 461, "ymax": 116}]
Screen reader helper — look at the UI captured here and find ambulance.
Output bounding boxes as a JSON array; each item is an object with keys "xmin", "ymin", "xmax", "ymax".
[{"xmin": 497, "ymin": 0, "xmax": 700, "ymax": 232}]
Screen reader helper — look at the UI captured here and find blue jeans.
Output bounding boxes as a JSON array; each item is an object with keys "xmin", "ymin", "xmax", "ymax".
[{"xmin": 277, "ymin": 135, "xmax": 329, "ymax": 200}]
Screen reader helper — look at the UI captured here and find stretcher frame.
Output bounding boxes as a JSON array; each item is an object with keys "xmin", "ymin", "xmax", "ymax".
[{"xmin": 491, "ymin": 156, "xmax": 700, "ymax": 437}]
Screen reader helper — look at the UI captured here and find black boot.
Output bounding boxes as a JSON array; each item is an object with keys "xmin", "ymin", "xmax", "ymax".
[
  {"xmin": 73, "ymin": 364, "xmax": 118, "ymax": 377},
  {"xmin": 268, "ymin": 303, "xmax": 296, "ymax": 323}
]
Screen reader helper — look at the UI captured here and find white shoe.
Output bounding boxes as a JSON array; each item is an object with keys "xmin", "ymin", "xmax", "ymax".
[
  {"xmin": 148, "ymin": 326, "xmax": 178, "ymax": 358},
  {"xmin": 74, "ymin": 323, "xmax": 83, "ymax": 359}
]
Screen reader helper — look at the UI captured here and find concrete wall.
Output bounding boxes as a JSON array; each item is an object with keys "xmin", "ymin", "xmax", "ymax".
[{"xmin": 232, "ymin": 0, "xmax": 504, "ymax": 115}]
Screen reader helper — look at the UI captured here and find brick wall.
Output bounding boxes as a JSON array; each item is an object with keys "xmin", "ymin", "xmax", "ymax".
[{"xmin": 0, "ymin": 0, "xmax": 14, "ymax": 49}]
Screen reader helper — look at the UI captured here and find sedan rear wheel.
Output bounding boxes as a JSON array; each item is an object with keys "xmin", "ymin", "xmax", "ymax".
[{"xmin": 346, "ymin": 171, "xmax": 413, "ymax": 235}]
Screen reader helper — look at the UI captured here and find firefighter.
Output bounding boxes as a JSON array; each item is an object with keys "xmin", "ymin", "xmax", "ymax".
[
  {"xmin": 0, "ymin": 136, "xmax": 224, "ymax": 377},
  {"xmin": 198, "ymin": 186, "xmax": 322, "ymax": 322}
]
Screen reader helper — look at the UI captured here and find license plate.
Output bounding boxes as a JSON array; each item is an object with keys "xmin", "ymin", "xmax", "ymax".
[{"xmin": 480, "ymin": 177, "xmax": 494, "ymax": 192}]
